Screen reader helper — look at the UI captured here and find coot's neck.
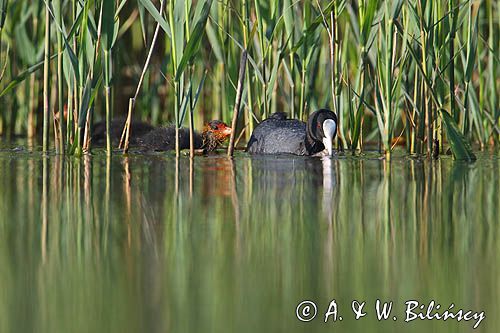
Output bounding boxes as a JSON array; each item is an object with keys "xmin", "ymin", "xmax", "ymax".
[
  {"xmin": 184, "ymin": 130, "xmax": 223, "ymax": 153},
  {"xmin": 305, "ymin": 126, "xmax": 325, "ymax": 155},
  {"xmin": 201, "ymin": 131, "xmax": 220, "ymax": 152}
]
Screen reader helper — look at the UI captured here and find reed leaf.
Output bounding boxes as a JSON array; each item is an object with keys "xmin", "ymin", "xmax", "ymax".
[
  {"xmin": 0, "ymin": 54, "xmax": 56, "ymax": 97},
  {"xmin": 0, "ymin": 0, "xmax": 7, "ymax": 29},
  {"xmin": 138, "ymin": 0, "xmax": 171, "ymax": 37},
  {"xmin": 175, "ymin": 0, "xmax": 213, "ymax": 81},
  {"xmin": 441, "ymin": 110, "xmax": 476, "ymax": 161},
  {"xmin": 464, "ymin": 13, "xmax": 477, "ymax": 83},
  {"xmin": 102, "ymin": 0, "xmax": 116, "ymax": 52},
  {"xmin": 14, "ymin": 19, "xmax": 40, "ymax": 65},
  {"xmin": 43, "ymin": 0, "xmax": 81, "ymax": 83},
  {"xmin": 78, "ymin": 75, "xmax": 93, "ymax": 129},
  {"xmin": 206, "ymin": 20, "xmax": 223, "ymax": 63},
  {"xmin": 291, "ymin": 1, "xmax": 335, "ymax": 52},
  {"xmin": 137, "ymin": 0, "xmax": 147, "ymax": 44},
  {"xmin": 359, "ymin": 0, "xmax": 378, "ymax": 47}
]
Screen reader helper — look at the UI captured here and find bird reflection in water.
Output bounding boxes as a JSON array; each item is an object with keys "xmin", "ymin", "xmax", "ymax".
[
  {"xmin": 247, "ymin": 155, "xmax": 338, "ymax": 223},
  {"xmin": 321, "ymin": 156, "xmax": 336, "ymax": 223},
  {"xmin": 198, "ymin": 157, "xmax": 240, "ymax": 225},
  {"xmin": 200, "ymin": 157, "xmax": 236, "ymax": 198}
]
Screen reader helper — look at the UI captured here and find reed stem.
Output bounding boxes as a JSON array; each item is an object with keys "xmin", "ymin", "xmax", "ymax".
[
  {"xmin": 228, "ymin": 50, "xmax": 248, "ymax": 157},
  {"xmin": 42, "ymin": 1, "xmax": 51, "ymax": 153},
  {"xmin": 120, "ymin": 0, "xmax": 166, "ymax": 153}
]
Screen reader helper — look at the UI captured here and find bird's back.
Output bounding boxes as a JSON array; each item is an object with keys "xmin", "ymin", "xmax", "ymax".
[
  {"xmin": 247, "ymin": 118, "xmax": 308, "ymax": 155},
  {"xmin": 138, "ymin": 126, "xmax": 202, "ymax": 151},
  {"xmin": 92, "ymin": 119, "xmax": 154, "ymax": 145}
]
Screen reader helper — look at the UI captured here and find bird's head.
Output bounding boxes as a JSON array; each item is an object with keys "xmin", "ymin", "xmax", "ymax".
[
  {"xmin": 201, "ymin": 120, "xmax": 232, "ymax": 152},
  {"xmin": 307, "ymin": 109, "xmax": 338, "ymax": 156}
]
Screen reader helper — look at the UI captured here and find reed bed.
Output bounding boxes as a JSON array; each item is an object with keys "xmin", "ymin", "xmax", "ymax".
[{"xmin": 0, "ymin": 0, "xmax": 498, "ymax": 159}]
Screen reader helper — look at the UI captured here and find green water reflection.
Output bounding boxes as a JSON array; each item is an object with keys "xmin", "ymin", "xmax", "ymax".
[{"xmin": 0, "ymin": 144, "xmax": 498, "ymax": 332}]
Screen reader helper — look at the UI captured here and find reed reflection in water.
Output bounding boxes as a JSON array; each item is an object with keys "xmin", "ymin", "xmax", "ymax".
[{"xmin": 0, "ymin": 149, "xmax": 498, "ymax": 333}]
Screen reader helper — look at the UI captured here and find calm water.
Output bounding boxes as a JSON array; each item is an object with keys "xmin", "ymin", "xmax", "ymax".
[{"xmin": 0, "ymin": 141, "xmax": 498, "ymax": 333}]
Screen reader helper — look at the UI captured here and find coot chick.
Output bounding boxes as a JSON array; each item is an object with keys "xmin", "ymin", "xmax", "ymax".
[
  {"xmin": 92, "ymin": 118, "xmax": 155, "ymax": 145},
  {"xmin": 246, "ymin": 109, "xmax": 338, "ymax": 156},
  {"xmin": 138, "ymin": 120, "xmax": 232, "ymax": 152}
]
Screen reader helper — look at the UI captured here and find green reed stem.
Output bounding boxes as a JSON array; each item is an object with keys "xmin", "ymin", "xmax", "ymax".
[
  {"xmin": 449, "ymin": 0, "xmax": 458, "ymax": 123},
  {"xmin": 104, "ymin": 51, "xmax": 112, "ymax": 156},
  {"xmin": 168, "ymin": 0, "xmax": 180, "ymax": 157},
  {"xmin": 228, "ymin": 50, "xmax": 247, "ymax": 157},
  {"xmin": 56, "ymin": 0, "xmax": 64, "ymax": 153},
  {"xmin": 42, "ymin": 1, "xmax": 51, "ymax": 153}
]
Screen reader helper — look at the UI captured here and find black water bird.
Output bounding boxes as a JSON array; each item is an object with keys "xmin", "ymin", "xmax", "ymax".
[
  {"xmin": 138, "ymin": 120, "xmax": 232, "ymax": 152},
  {"xmin": 246, "ymin": 109, "xmax": 338, "ymax": 156},
  {"xmin": 92, "ymin": 119, "xmax": 232, "ymax": 152},
  {"xmin": 92, "ymin": 118, "xmax": 154, "ymax": 145}
]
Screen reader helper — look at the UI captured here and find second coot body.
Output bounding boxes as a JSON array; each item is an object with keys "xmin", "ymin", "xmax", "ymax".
[{"xmin": 247, "ymin": 109, "xmax": 338, "ymax": 156}]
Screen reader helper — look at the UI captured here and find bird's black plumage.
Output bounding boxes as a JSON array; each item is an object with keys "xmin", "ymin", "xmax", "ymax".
[
  {"xmin": 246, "ymin": 109, "xmax": 337, "ymax": 155},
  {"xmin": 92, "ymin": 119, "xmax": 231, "ymax": 152},
  {"xmin": 92, "ymin": 118, "xmax": 154, "ymax": 145},
  {"xmin": 138, "ymin": 127, "xmax": 203, "ymax": 151}
]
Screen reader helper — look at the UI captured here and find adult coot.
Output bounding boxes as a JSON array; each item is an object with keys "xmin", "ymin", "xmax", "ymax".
[{"xmin": 246, "ymin": 109, "xmax": 337, "ymax": 156}]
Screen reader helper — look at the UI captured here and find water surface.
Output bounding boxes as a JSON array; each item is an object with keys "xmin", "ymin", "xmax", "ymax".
[{"xmin": 0, "ymin": 142, "xmax": 498, "ymax": 332}]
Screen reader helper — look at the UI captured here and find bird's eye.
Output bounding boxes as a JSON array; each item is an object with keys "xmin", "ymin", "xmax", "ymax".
[
  {"xmin": 211, "ymin": 124, "xmax": 218, "ymax": 130},
  {"xmin": 317, "ymin": 123, "xmax": 321, "ymax": 129}
]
